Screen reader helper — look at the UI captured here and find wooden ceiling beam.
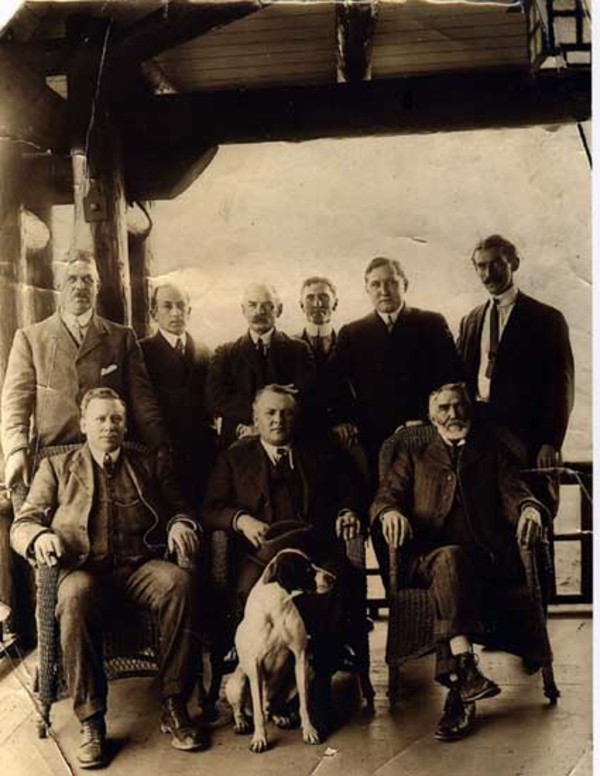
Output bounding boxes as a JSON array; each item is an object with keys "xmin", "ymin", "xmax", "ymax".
[
  {"xmin": 336, "ymin": 0, "xmax": 379, "ymax": 83},
  {"xmin": 0, "ymin": 38, "xmax": 73, "ymax": 77},
  {"xmin": 0, "ymin": 46, "xmax": 67, "ymax": 151},
  {"xmin": 117, "ymin": 69, "xmax": 591, "ymax": 148},
  {"xmin": 111, "ymin": 1, "xmax": 268, "ymax": 64}
]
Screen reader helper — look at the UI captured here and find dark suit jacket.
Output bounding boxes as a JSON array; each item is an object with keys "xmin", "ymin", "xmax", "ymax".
[
  {"xmin": 1, "ymin": 312, "xmax": 166, "ymax": 459},
  {"xmin": 370, "ymin": 428, "xmax": 542, "ymax": 567},
  {"xmin": 457, "ymin": 292, "xmax": 574, "ymax": 456},
  {"xmin": 206, "ymin": 330, "xmax": 315, "ymax": 446},
  {"xmin": 295, "ymin": 329, "xmax": 349, "ymax": 435},
  {"xmin": 327, "ymin": 308, "xmax": 463, "ymax": 456},
  {"xmin": 202, "ymin": 436, "xmax": 364, "ymax": 548},
  {"xmin": 140, "ymin": 331, "xmax": 217, "ymax": 502},
  {"xmin": 11, "ymin": 444, "xmax": 195, "ymax": 569}
]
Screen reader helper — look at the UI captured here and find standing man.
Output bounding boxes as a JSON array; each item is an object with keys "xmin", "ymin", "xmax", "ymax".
[
  {"xmin": 458, "ymin": 235, "xmax": 574, "ymax": 511},
  {"xmin": 11, "ymin": 388, "xmax": 206, "ymax": 766},
  {"xmin": 328, "ymin": 257, "xmax": 463, "ymax": 475},
  {"xmin": 141, "ymin": 282, "xmax": 217, "ymax": 507},
  {"xmin": 296, "ymin": 276, "xmax": 353, "ymax": 440},
  {"xmin": 1, "ymin": 250, "xmax": 167, "ymax": 492},
  {"xmin": 207, "ymin": 283, "xmax": 314, "ymax": 447},
  {"xmin": 1, "ymin": 250, "xmax": 167, "ymax": 644}
]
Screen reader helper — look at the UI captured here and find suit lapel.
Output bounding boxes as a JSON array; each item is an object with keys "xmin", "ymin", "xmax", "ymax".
[
  {"xmin": 291, "ymin": 445, "xmax": 311, "ymax": 519},
  {"xmin": 68, "ymin": 445, "xmax": 95, "ymax": 495},
  {"xmin": 495, "ymin": 291, "xmax": 527, "ymax": 363},
  {"xmin": 51, "ymin": 312, "xmax": 79, "ymax": 359},
  {"xmin": 77, "ymin": 314, "xmax": 107, "ymax": 361}
]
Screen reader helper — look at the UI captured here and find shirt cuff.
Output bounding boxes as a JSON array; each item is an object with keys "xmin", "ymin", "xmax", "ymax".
[{"xmin": 167, "ymin": 515, "xmax": 201, "ymax": 533}]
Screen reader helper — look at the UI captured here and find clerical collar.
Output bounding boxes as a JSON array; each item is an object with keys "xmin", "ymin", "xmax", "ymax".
[
  {"xmin": 159, "ymin": 329, "xmax": 186, "ymax": 349},
  {"xmin": 88, "ymin": 446, "xmax": 121, "ymax": 469},
  {"xmin": 61, "ymin": 308, "xmax": 94, "ymax": 329},
  {"xmin": 260, "ymin": 439, "xmax": 294, "ymax": 469},
  {"xmin": 376, "ymin": 303, "xmax": 404, "ymax": 327},
  {"xmin": 249, "ymin": 328, "xmax": 275, "ymax": 346},
  {"xmin": 305, "ymin": 322, "xmax": 333, "ymax": 338},
  {"xmin": 491, "ymin": 285, "xmax": 519, "ymax": 308}
]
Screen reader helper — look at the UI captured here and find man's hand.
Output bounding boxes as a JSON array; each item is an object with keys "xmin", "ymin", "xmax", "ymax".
[
  {"xmin": 168, "ymin": 522, "xmax": 199, "ymax": 565},
  {"xmin": 33, "ymin": 533, "xmax": 63, "ymax": 567},
  {"xmin": 336, "ymin": 511, "xmax": 361, "ymax": 541},
  {"xmin": 236, "ymin": 423, "xmax": 258, "ymax": 440},
  {"xmin": 536, "ymin": 444, "xmax": 559, "ymax": 469},
  {"xmin": 380, "ymin": 510, "xmax": 413, "ymax": 549},
  {"xmin": 332, "ymin": 423, "xmax": 359, "ymax": 450},
  {"xmin": 237, "ymin": 514, "xmax": 269, "ymax": 548},
  {"xmin": 517, "ymin": 506, "xmax": 544, "ymax": 548},
  {"xmin": 5, "ymin": 450, "xmax": 31, "ymax": 489}
]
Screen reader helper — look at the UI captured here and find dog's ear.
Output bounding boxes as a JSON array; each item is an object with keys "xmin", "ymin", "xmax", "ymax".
[
  {"xmin": 263, "ymin": 556, "xmax": 281, "ymax": 586},
  {"xmin": 264, "ymin": 552, "xmax": 315, "ymax": 594}
]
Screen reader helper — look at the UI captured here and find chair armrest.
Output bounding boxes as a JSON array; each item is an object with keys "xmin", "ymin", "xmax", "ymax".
[
  {"xmin": 210, "ymin": 529, "xmax": 230, "ymax": 590},
  {"xmin": 344, "ymin": 535, "xmax": 366, "ymax": 570}
]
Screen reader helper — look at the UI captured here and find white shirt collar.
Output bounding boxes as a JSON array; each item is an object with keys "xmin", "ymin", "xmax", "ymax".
[
  {"xmin": 260, "ymin": 439, "xmax": 294, "ymax": 469},
  {"xmin": 305, "ymin": 322, "xmax": 333, "ymax": 338},
  {"xmin": 376, "ymin": 303, "xmax": 404, "ymax": 327},
  {"xmin": 61, "ymin": 308, "xmax": 94, "ymax": 329},
  {"xmin": 159, "ymin": 328, "xmax": 186, "ymax": 349},
  {"xmin": 249, "ymin": 328, "xmax": 275, "ymax": 346},
  {"xmin": 491, "ymin": 285, "xmax": 519, "ymax": 308},
  {"xmin": 88, "ymin": 445, "xmax": 121, "ymax": 469},
  {"xmin": 440, "ymin": 436, "xmax": 467, "ymax": 448}
]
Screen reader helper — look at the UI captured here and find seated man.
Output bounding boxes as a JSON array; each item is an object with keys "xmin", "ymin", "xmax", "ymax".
[
  {"xmin": 11, "ymin": 388, "xmax": 206, "ymax": 768},
  {"xmin": 370, "ymin": 382, "xmax": 546, "ymax": 742},
  {"xmin": 202, "ymin": 384, "xmax": 366, "ymax": 694}
]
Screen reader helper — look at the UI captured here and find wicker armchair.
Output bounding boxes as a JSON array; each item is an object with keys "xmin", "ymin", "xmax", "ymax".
[
  {"xmin": 378, "ymin": 423, "xmax": 559, "ymax": 708},
  {"xmin": 12, "ymin": 443, "xmax": 203, "ymax": 738}
]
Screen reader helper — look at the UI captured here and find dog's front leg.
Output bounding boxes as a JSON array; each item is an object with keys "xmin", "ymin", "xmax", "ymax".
[
  {"xmin": 248, "ymin": 661, "xmax": 268, "ymax": 753},
  {"xmin": 294, "ymin": 649, "xmax": 321, "ymax": 745}
]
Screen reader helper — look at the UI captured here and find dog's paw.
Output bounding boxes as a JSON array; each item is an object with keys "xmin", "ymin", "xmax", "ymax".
[
  {"xmin": 302, "ymin": 725, "xmax": 321, "ymax": 745},
  {"xmin": 233, "ymin": 715, "xmax": 253, "ymax": 735},
  {"xmin": 272, "ymin": 713, "xmax": 300, "ymax": 730},
  {"xmin": 250, "ymin": 734, "xmax": 268, "ymax": 753}
]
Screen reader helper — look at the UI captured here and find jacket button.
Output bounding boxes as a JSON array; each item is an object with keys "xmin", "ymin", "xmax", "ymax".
[{"xmin": 447, "ymin": 474, "xmax": 453, "ymax": 481}]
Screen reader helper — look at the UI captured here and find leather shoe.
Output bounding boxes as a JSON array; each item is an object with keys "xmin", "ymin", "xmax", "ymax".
[
  {"xmin": 160, "ymin": 696, "xmax": 208, "ymax": 751},
  {"xmin": 435, "ymin": 689, "xmax": 475, "ymax": 742},
  {"xmin": 455, "ymin": 652, "xmax": 501, "ymax": 703},
  {"xmin": 77, "ymin": 714, "xmax": 107, "ymax": 768}
]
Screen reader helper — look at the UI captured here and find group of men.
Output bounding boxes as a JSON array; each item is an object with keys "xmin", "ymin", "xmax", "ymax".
[{"xmin": 0, "ymin": 234, "xmax": 574, "ymax": 764}]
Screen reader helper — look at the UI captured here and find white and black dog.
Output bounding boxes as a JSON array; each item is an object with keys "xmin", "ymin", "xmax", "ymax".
[{"xmin": 225, "ymin": 548, "xmax": 335, "ymax": 753}]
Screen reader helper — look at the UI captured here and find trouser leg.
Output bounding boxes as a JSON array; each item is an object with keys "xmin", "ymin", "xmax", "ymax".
[
  {"xmin": 125, "ymin": 559, "xmax": 196, "ymax": 700},
  {"xmin": 410, "ymin": 545, "xmax": 483, "ymax": 681},
  {"xmin": 56, "ymin": 570, "xmax": 109, "ymax": 722}
]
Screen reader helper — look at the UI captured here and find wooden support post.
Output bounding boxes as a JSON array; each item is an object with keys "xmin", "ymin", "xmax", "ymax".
[
  {"xmin": 127, "ymin": 201, "xmax": 153, "ymax": 340},
  {"xmin": 0, "ymin": 141, "xmax": 22, "ymax": 473},
  {"xmin": 67, "ymin": 15, "xmax": 131, "ymax": 325},
  {"xmin": 336, "ymin": 0, "xmax": 379, "ymax": 83},
  {"xmin": 19, "ymin": 204, "xmax": 56, "ymax": 327}
]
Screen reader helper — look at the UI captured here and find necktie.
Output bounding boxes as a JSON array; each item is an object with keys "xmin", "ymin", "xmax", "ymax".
[
  {"xmin": 275, "ymin": 448, "xmax": 291, "ymax": 475},
  {"xmin": 175, "ymin": 337, "xmax": 185, "ymax": 357},
  {"xmin": 386, "ymin": 315, "xmax": 395, "ymax": 333},
  {"xmin": 485, "ymin": 299, "xmax": 500, "ymax": 378},
  {"xmin": 103, "ymin": 453, "xmax": 115, "ymax": 478},
  {"xmin": 76, "ymin": 323, "xmax": 86, "ymax": 345},
  {"xmin": 312, "ymin": 335, "xmax": 324, "ymax": 359}
]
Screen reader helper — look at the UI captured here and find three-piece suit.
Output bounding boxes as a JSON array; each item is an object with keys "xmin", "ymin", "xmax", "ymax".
[
  {"xmin": 11, "ymin": 444, "xmax": 198, "ymax": 722},
  {"xmin": 206, "ymin": 331, "xmax": 315, "ymax": 447},
  {"xmin": 1, "ymin": 312, "xmax": 166, "ymax": 460}
]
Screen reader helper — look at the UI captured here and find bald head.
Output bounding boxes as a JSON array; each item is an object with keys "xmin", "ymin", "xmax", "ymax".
[{"xmin": 241, "ymin": 283, "xmax": 282, "ymax": 334}]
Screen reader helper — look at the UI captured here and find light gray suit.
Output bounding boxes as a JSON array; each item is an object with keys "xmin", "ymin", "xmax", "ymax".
[{"xmin": 1, "ymin": 312, "xmax": 166, "ymax": 461}]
